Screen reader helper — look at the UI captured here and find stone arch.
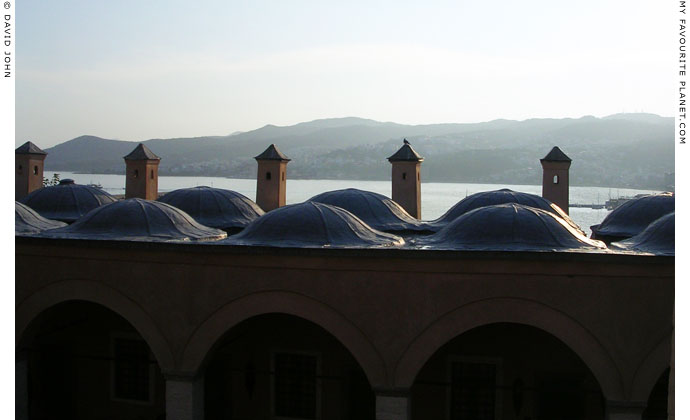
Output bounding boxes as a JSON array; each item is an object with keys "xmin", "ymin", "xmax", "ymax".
[
  {"xmin": 180, "ymin": 290, "xmax": 387, "ymax": 388},
  {"xmin": 395, "ymin": 297, "xmax": 624, "ymax": 400},
  {"xmin": 16, "ymin": 278, "xmax": 175, "ymax": 371},
  {"xmin": 630, "ymin": 331, "xmax": 673, "ymax": 401}
]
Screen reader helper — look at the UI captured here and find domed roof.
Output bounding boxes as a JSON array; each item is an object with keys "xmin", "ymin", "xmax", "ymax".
[
  {"xmin": 157, "ymin": 186, "xmax": 264, "ymax": 231},
  {"xmin": 591, "ymin": 192, "xmax": 674, "ymax": 241},
  {"xmin": 417, "ymin": 203, "xmax": 606, "ymax": 251},
  {"xmin": 20, "ymin": 179, "xmax": 118, "ymax": 223},
  {"xmin": 15, "ymin": 201, "xmax": 67, "ymax": 235},
  {"xmin": 40, "ymin": 198, "xmax": 227, "ymax": 242},
  {"xmin": 308, "ymin": 188, "xmax": 430, "ymax": 232},
  {"xmin": 225, "ymin": 201, "xmax": 404, "ymax": 248},
  {"xmin": 428, "ymin": 189, "xmax": 583, "ymax": 234},
  {"xmin": 612, "ymin": 212, "xmax": 674, "ymax": 255}
]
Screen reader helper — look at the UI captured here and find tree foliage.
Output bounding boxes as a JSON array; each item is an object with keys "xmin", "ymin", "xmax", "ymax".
[{"xmin": 43, "ymin": 173, "xmax": 61, "ymax": 187}]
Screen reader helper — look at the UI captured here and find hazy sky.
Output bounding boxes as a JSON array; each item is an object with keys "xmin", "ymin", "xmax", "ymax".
[{"xmin": 16, "ymin": 0, "xmax": 674, "ymax": 147}]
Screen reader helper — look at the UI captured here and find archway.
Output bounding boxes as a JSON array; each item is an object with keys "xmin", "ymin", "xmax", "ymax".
[
  {"xmin": 180, "ymin": 290, "xmax": 386, "ymax": 388},
  {"xmin": 203, "ymin": 313, "xmax": 375, "ymax": 420},
  {"xmin": 16, "ymin": 279, "xmax": 175, "ymax": 371},
  {"xmin": 17, "ymin": 301, "xmax": 166, "ymax": 420},
  {"xmin": 410, "ymin": 323, "xmax": 606, "ymax": 420},
  {"xmin": 394, "ymin": 297, "xmax": 623, "ymax": 401}
]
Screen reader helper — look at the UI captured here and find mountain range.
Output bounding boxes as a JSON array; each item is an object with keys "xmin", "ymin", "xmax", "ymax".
[{"xmin": 41, "ymin": 113, "xmax": 674, "ymax": 190}]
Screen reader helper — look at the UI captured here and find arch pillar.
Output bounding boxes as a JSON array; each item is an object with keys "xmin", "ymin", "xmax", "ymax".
[
  {"xmin": 669, "ymin": 324, "xmax": 675, "ymax": 420},
  {"xmin": 15, "ymin": 351, "xmax": 28, "ymax": 420},
  {"xmin": 166, "ymin": 374, "xmax": 204, "ymax": 420},
  {"xmin": 605, "ymin": 401, "xmax": 646, "ymax": 420},
  {"xmin": 375, "ymin": 389, "xmax": 410, "ymax": 420}
]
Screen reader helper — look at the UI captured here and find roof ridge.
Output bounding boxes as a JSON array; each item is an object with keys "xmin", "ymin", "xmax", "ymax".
[
  {"xmin": 15, "ymin": 141, "xmax": 47, "ymax": 155},
  {"xmin": 540, "ymin": 146, "xmax": 571, "ymax": 162},
  {"xmin": 387, "ymin": 140, "xmax": 424, "ymax": 162},
  {"xmin": 254, "ymin": 144, "xmax": 291, "ymax": 161},
  {"xmin": 124, "ymin": 143, "xmax": 161, "ymax": 161}
]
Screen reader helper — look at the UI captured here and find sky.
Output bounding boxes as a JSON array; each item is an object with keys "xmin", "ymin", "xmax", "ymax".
[
  {"xmin": 5, "ymin": 2, "xmax": 688, "ymax": 408},
  {"xmin": 15, "ymin": 0, "xmax": 675, "ymax": 147}
]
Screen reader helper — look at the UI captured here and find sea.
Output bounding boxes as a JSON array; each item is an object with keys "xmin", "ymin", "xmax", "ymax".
[{"xmin": 53, "ymin": 172, "xmax": 663, "ymax": 236}]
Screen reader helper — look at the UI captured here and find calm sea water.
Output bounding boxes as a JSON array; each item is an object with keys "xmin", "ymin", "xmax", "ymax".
[{"xmin": 55, "ymin": 172, "xmax": 662, "ymax": 236}]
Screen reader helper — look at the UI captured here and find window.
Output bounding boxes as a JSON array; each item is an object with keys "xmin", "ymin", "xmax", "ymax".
[
  {"xmin": 150, "ymin": 170, "xmax": 154, "ymax": 179},
  {"xmin": 33, "ymin": 166, "xmax": 38, "ymax": 175},
  {"xmin": 448, "ymin": 357, "xmax": 501, "ymax": 420},
  {"xmin": 133, "ymin": 169, "xmax": 139, "ymax": 179},
  {"xmin": 272, "ymin": 351, "xmax": 320, "ymax": 419},
  {"xmin": 17, "ymin": 164, "xmax": 22, "ymax": 174},
  {"xmin": 111, "ymin": 336, "xmax": 153, "ymax": 404},
  {"xmin": 266, "ymin": 171, "xmax": 272, "ymax": 180},
  {"xmin": 282, "ymin": 172, "xmax": 285, "ymax": 181},
  {"xmin": 402, "ymin": 172, "xmax": 407, "ymax": 180},
  {"xmin": 553, "ymin": 175, "xmax": 559, "ymax": 184}
]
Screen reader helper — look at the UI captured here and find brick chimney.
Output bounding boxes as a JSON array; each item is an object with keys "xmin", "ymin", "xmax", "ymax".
[
  {"xmin": 255, "ymin": 144, "xmax": 290, "ymax": 211},
  {"xmin": 387, "ymin": 139, "xmax": 423, "ymax": 219},
  {"xmin": 124, "ymin": 143, "xmax": 161, "ymax": 200},
  {"xmin": 540, "ymin": 146, "xmax": 571, "ymax": 214},
  {"xmin": 16, "ymin": 141, "xmax": 47, "ymax": 201}
]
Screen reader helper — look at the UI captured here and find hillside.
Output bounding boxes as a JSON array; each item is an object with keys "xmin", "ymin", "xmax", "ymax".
[{"xmin": 41, "ymin": 114, "xmax": 674, "ymax": 190}]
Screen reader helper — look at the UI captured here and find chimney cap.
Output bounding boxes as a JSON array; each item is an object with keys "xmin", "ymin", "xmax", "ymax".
[
  {"xmin": 387, "ymin": 139, "xmax": 424, "ymax": 162},
  {"xmin": 15, "ymin": 141, "xmax": 47, "ymax": 155},
  {"xmin": 124, "ymin": 143, "xmax": 161, "ymax": 161},
  {"xmin": 254, "ymin": 144, "xmax": 291, "ymax": 162},
  {"xmin": 540, "ymin": 146, "xmax": 571, "ymax": 163}
]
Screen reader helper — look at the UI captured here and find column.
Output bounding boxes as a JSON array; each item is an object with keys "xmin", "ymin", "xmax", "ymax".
[
  {"xmin": 166, "ymin": 375, "xmax": 204, "ymax": 420},
  {"xmin": 376, "ymin": 390, "xmax": 409, "ymax": 420},
  {"xmin": 16, "ymin": 355, "xmax": 28, "ymax": 420},
  {"xmin": 606, "ymin": 401, "xmax": 646, "ymax": 420},
  {"xmin": 669, "ymin": 309, "xmax": 675, "ymax": 420}
]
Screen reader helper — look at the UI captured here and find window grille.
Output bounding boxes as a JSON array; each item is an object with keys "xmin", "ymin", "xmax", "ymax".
[{"xmin": 112, "ymin": 338, "xmax": 151, "ymax": 402}]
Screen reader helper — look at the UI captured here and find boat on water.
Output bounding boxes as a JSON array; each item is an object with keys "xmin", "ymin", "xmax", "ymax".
[{"xmin": 604, "ymin": 194, "xmax": 648, "ymax": 210}]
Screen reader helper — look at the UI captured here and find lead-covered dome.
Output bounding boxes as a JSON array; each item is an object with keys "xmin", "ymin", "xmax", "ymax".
[
  {"xmin": 157, "ymin": 186, "xmax": 264, "ymax": 232},
  {"xmin": 15, "ymin": 201, "xmax": 67, "ymax": 235},
  {"xmin": 308, "ymin": 188, "xmax": 430, "ymax": 233},
  {"xmin": 417, "ymin": 203, "xmax": 606, "ymax": 251},
  {"xmin": 40, "ymin": 198, "xmax": 227, "ymax": 242},
  {"xmin": 224, "ymin": 201, "xmax": 404, "ymax": 248},
  {"xmin": 20, "ymin": 179, "xmax": 118, "ymax": 223},
  {"xmin": 611, "ymin": 212, "xmax": 674, "ymax": 255},
  {"xmin": 428, "ymin": 189, "xmax": 583, "ymax": 234},
  {"xmin": 591, "ymin": 192, "xmax": 674, "ymax": 242}
]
